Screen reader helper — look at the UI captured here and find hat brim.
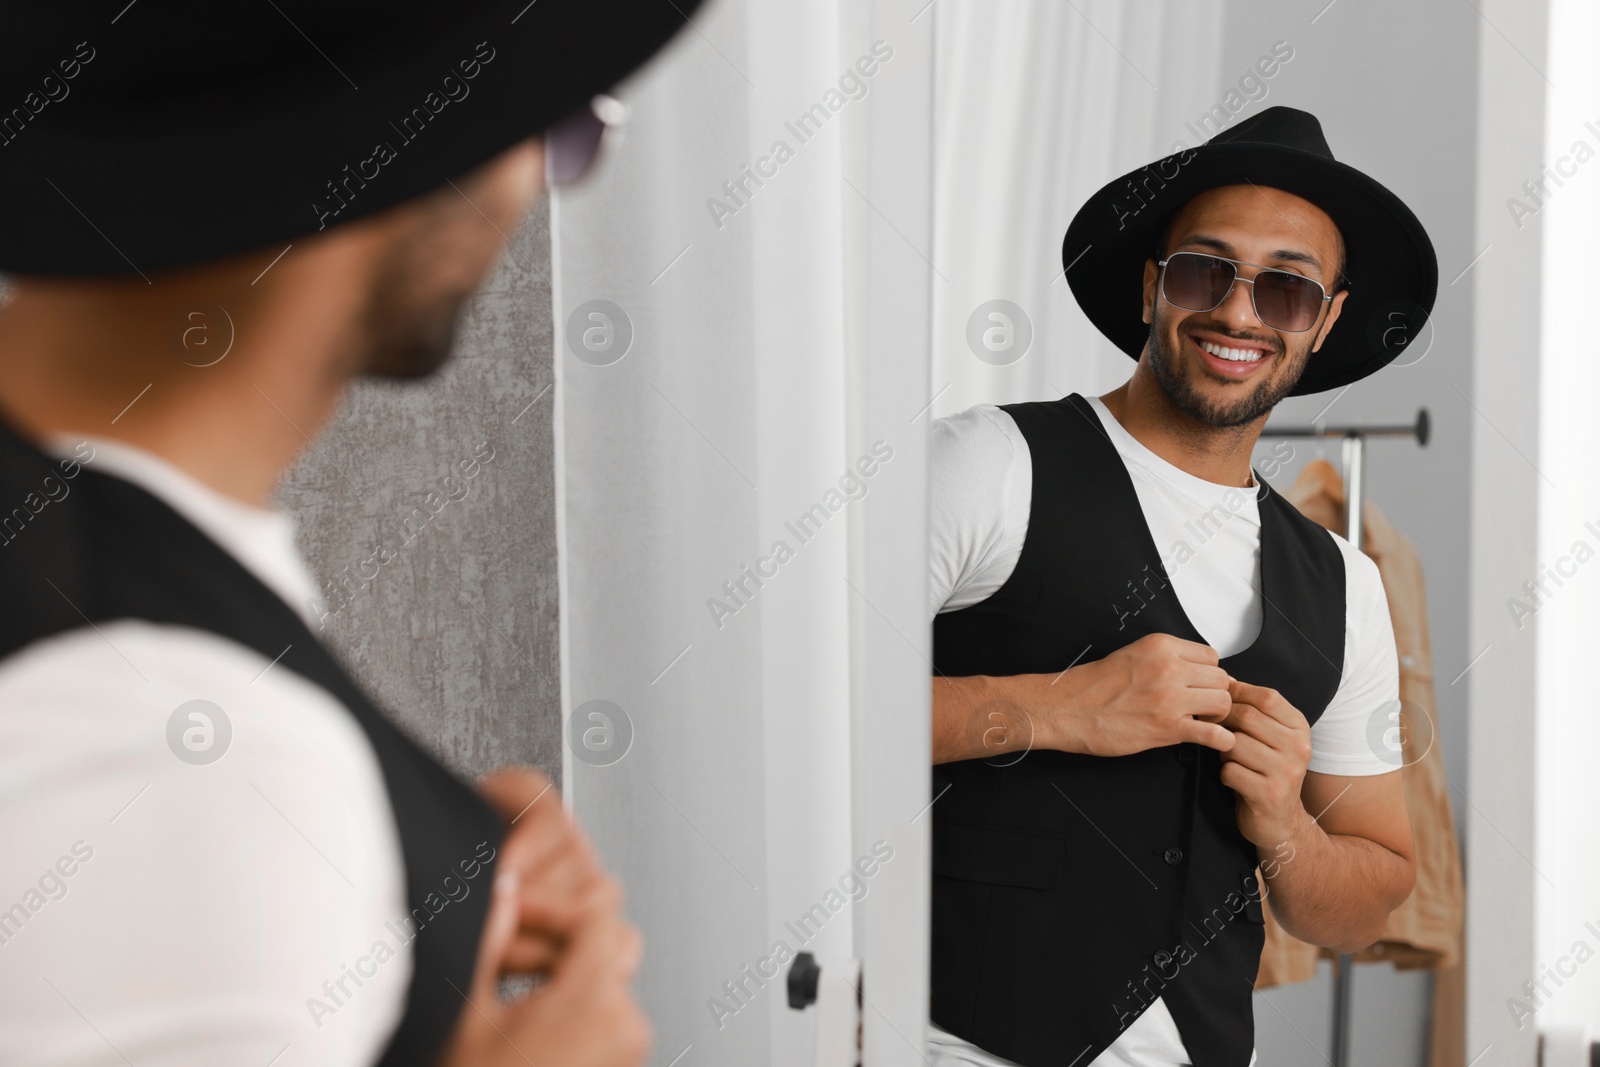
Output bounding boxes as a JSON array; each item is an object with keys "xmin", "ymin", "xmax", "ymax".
[
  {"xmin": 1061, "ymin": 143, "xmax": 1438, "ymax": 396},
  {"xmin": 1, "ymin": 0, "xmax": 701, "ymax": 276}
]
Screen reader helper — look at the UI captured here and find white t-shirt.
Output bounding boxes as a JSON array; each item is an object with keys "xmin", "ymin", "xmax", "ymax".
[
  {"xmin": 926, "ymin": 396, "xmax": 1398, "ymax": 1067},
  {"xmin": 0, "ymin": 436, "xmax": 411, "ymax": 1065}
]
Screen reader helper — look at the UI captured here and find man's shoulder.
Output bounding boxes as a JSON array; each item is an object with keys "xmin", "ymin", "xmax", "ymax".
[
  {"xmin": 0, "ymin": 620, "xmax": 378, "ymax": 776},
  {"xmin": 1324, "ymin": 526, "xmax": 1389, "ymax": 616},
  {"xmin": 932, "ymin": 401, "xmax": 1022, "ymax": 441},
  {"xmin": 931, "ymin": 403, "xmax": 1031, "ymax": 478},
  {"xmin": 0, "ymin": 621, "xmax": 412, "ymax": 1063}
]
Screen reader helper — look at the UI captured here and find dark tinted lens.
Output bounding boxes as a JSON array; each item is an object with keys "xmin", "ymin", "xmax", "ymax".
[
  {"xmin": 1252, "ymin": 269, "xmax": 1324, "ymax": 332},
  {"xmin": 545, "ymin": 106, "xmax": 606, "ymax": 187},
  {"xmin": 1162, "ymin": 253, "xmax": 1235, "ymax": 312}
]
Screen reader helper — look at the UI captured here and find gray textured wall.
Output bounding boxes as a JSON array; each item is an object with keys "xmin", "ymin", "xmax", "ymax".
[{"xmin": 277, "ymin": 196, "xmax": 561, "ymax": 786}]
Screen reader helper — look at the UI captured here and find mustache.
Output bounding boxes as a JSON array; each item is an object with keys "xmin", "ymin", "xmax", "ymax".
[{"xmin": 1184, "ymin": 325, "xmax": 1283, "ymax": 357}]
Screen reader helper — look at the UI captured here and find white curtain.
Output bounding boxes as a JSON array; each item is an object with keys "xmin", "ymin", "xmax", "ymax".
[
  {"xmin": 552, "ymin": 2, "xmax": 933, "ymax": 1065},
  {"xmin": 930, "ymin": 0, "xmax": 1226, "ymax": 416}
]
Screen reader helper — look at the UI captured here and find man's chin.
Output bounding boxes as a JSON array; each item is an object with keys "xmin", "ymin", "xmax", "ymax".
[
  {"xmin": 1147, "ymin": 320, "xmax": 1307, "ymax": 428},
  {"xmin": 1165, "ymin": 365, "xmax": 1290, "ymax": 428}
]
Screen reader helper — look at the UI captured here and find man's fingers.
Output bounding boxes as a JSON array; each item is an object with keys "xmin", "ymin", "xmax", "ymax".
[
  {"xmin": 512, "ymin": 836, "xmax": 596, "ymax": 895},
  {"xmin": 1219, "ymin": 700, "xmax": 1251, "ymax": 734},
  {"xmin": 1163, "ymin": 635, "xmax": 1222, "ymax": 666},
  {"xmin": 1185, "ymin": 662, "xmax": 1233, "ymax": 691},
  {"xmin": 1186, "ymin": 686, "xmax": 1234, "ymax": 724},
  {"xmin": 466, "ymin": 867, "xmax": 524, "ymax": 1009},
  {"xmin": 1222, "ymin": 702, "xmax": 1304, "ymax": 751},
  {"xmin": 500, "ymin": 932, "xmax": 563, "ymax": 974},
  {"xmin": 499, "ymin": 878, "xmax": 627, "ymax": 975},
  {"xmin": 1182, "ymin": 719, "xmax": 1236, "ymax": 752},
  {"xmin": 552, "ymin": 907, "xmax": 634, "ymax": 993},
  {"xmin": 1217, "ymin": 729, "xmax": 1277, "ymax": 773},
  {"xmin": 1226, "ymin": 681, "xmax": 1307, "ymax": 728},
  {"xmin": 516, "ymin": 869, "xmax": 620, "ymax": 938},
  {"xmin": 501, "ymin": 827, "xmax": 592, "ymax": 899},
  {"xmin": 478, "ymin": 766, "xmax": 557, "ymax": 824},
  {"xmin": 1219, "ymin": 758, "xmax": 1269, "ymax": 797},
  {"xmin": 481, "ymin": 767, "xmax": 606, "ymax": 907},
  {"xmin": 617, "ymin": 921, "xmax": 644, "ymax": 980}
]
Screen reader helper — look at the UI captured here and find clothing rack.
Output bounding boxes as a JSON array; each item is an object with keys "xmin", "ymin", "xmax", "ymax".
[{"xmin": 1256, "ymin": 407, "xmax": 1429, "ymax": 1067}]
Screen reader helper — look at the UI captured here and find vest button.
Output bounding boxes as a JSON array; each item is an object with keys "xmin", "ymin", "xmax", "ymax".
[
  {"xmin": 1177, "ymin": 748, "xmax": 1195, "ymax": 765},
  {"xmin": 1153, "ymin": 950, "xmax": 1173, "ymax": 968},
  {"xmin": 1163, "ymin": 847, "xmax": 1183, "ymax": 865}
]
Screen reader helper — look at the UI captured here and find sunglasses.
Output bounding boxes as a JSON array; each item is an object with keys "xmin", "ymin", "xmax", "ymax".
[
  {"xmin": 1157, "ymin": 251, "xmax": 1335, "ymax": 334},
  {"xmin": 544, "ymin": 95, "xmax": 630, "ymax": 188}
]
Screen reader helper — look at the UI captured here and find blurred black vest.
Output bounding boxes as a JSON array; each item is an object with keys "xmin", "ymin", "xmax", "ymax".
[
  {"xmin": 0, "ymin": 416, "xmax": 501, "ymax": 1066},
  {"xmin": 929, "ymin": 394, "xmax": 1345, "ymax": 1067}
]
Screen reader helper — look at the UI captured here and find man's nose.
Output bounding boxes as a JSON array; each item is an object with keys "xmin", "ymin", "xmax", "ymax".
[{"xmin": 1214, "ymin": 273, "xmax": 1264, "ymax": 331}]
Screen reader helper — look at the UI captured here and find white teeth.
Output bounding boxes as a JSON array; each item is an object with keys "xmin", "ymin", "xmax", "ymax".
[{"xmin": 1199, "ymin": 339, "xmax": 1263, "ymax": 363}]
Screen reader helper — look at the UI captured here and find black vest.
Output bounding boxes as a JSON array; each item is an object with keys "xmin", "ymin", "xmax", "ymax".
[
  {"xmin": 930, "ymin": 394, "xmax": 1345, "ymax": 1067},
  {"xmin": 0, "ymin": 416, "xmax": 502, "ymax": 1066}
]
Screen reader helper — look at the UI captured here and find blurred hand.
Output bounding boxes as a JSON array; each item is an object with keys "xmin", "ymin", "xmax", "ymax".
[
  {"xmin": 438, "ymin": 859, "xmax": 650, "ymax": 1067},
  {"xmin": 477, "ymin": 767, "xmax": 614, "ymax": 973}
]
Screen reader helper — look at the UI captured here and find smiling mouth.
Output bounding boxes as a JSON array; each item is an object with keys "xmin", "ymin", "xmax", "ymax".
[
  {"xmin": 1188, "ymin": 333, "xmax": 1275, "ymax": 377},
  {"xmin": 1196, "ymin": 337, "xmax": 1267, "ymax": 361}
]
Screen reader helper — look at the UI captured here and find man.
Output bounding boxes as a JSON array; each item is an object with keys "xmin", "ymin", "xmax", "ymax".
[
  {"xmin": 925, "ymin": 108, "xmax": 1437, "ymax": 1067},
  {"xmin": 0, "ymin": 3, "xmax": 695, "ymax": 1064}
]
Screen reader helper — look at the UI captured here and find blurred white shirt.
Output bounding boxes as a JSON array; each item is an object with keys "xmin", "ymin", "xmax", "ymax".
[{"xmin": 0, "ymin": 436, "xmax": 410, "ymax": 1065}]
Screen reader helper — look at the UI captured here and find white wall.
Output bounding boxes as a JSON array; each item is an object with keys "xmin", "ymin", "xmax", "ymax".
[
  {"xmin": 1465, "ymin": 0, "xmax": 1546, "ymax": 1061},
  {"xmin": 1534, "ymin": 0, "xmax": 1600, "ymax": 1041}
]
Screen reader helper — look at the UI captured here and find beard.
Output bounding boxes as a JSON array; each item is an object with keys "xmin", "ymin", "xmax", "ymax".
[
  {"xmin": 354, "ymin": 240, "xmax": 476, "ymax": 380},
  {"xmin": 1146, "ymin": 302, "xmax": 1312, "ymax": 428},
  {"xmin": 353, "ymin": 149, "xmax": 537, "ymax": 379}
]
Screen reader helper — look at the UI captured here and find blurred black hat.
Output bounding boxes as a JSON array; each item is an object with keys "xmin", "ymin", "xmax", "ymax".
[{"xmin": 0, "ymin": 0, "xmax": 702, "ymax": 276}]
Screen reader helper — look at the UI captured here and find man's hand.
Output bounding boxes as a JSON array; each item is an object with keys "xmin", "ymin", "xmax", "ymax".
[
  {"xmin": 439, "ymin": 860, "xmax": 650, "ymax": 1067},
  {"xmin": 1063, "ymin": 633, "xmax": 1237, "ymax": 757},
  {"xmin": 478, "ymin": 768, "xmax": 613, "ymax": 974},
  {"xmin": 931, "ymin": 633, "xmax": 1239, "ymax": 764},
  {"xmin": 1218, "ymin": 681, "xmax": 1313, "ymax": 849}
]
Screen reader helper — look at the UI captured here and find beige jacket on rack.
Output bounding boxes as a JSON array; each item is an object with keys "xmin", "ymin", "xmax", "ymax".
[{"xmin": 1256, "ymin": 459, "xmax": 1467, "ymax": 1064}]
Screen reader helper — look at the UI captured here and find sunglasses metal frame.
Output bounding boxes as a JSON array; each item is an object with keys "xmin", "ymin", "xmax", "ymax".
[{"xmin": 1156, "ymin": 251, "xmax": 1334, "ymax": 334}]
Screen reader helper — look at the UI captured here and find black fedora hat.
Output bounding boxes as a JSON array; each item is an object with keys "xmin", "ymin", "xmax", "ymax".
[
  {"xmin": 0, "ymin": 0, "xmax": 702, "ymax": 277},
  {"xmin": 1060, "ymin": 106, "xmax": 1437, "ymax": 396}
]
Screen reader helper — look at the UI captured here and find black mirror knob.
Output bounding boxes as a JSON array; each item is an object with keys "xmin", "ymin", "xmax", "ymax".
[{"xmin": 788, "ymin": 951, "xmax": 821, "ymax": 1010}]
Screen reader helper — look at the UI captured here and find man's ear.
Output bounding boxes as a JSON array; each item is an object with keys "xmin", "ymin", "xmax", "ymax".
[
  {"xmin": 1142, "ymin": 258, "xmax": 1159, "ymax": 325},
  {"xmin": 1310, "ymin": 288, "xmax": 1349, "ymax": 353}
]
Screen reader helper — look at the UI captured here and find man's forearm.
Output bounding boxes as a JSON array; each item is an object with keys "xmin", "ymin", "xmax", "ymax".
[
  {"xmin": 931, "ymin": 674, "xmax": 1079, "ymax": 765},
  {"xmin": 1260, "ymin": 807, "xmax": 1415, "ymax": 954},
  {"xmin": 931, "ymin": 638, "xmax": 1238, "ymax": 765}
]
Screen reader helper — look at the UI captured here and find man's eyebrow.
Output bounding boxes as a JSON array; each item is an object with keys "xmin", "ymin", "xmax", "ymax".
[
  {"xmin": 1174, "ymin": 233, "xmax": 1324, "ymax": 273},
  {"xmin": 1265, "ymin": 247, "xmax": 1323, "ymax": 271}
]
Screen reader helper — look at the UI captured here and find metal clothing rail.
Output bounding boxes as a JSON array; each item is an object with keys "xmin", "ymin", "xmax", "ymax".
[{"xmin": 1256, "ymin": 408, "xmax": 1428, "ymax": 1067}]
